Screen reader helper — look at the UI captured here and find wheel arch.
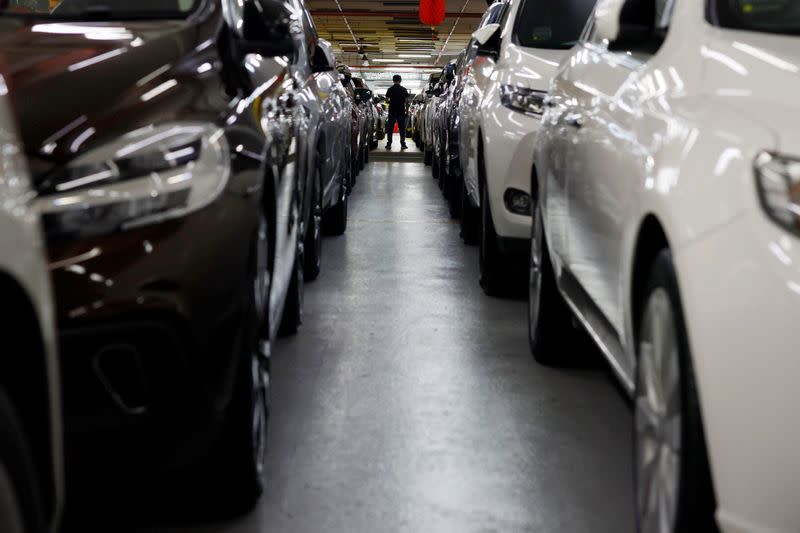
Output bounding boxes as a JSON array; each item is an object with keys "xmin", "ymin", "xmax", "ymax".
[
  {"xmin": 0, "ymin": 271, "xmax": 57, "ymax": 527},
  {"xmin": 630, "ymin": 214, "xmax": 672, "ymax": 342}
]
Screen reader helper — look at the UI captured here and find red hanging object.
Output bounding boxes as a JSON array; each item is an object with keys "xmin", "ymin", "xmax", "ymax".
[{"xmin": 419, "ymin": 0, "xmax": 445, "ymax": 27}]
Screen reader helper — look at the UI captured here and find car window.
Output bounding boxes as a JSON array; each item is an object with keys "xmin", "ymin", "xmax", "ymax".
[
  {"xmin": 514, "ymin": 0, "xmax": 596, "ymax": 49},
  {"xmin": 4, "ymin": 0, "xmax": 197, "ymax": 17},
  {"xmin": 710, "ymin": 0, "xmax": 800, "ymax": 36}
]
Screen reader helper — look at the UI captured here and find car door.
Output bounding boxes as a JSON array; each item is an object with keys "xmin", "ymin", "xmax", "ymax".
[
  {"xmin": 562, "ymin": 2, "xmax": 675, "ymax": 364},
  {"xmin": 461, "ymin": 0, "xmax": 507, "ymax": 203}
]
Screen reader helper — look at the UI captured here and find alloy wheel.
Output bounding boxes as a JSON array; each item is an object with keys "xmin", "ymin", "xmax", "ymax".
[
  {"xmin": 311, "ymin": 171, "xmax": 323, "ymax": 262},
  {"xmin": 528, "ymin": 208, "xmax": 544, "ymax": 344},
  {"xmin": 635, "ymin": 288, "xmax": 682, "ymax": 533},
  {"xmin": 250, "ymin": 351, "xmax": 269, "ymax": 476},
  {"xmin": 250, "ymin": 211, "xmax": 271, "ymax": 478},
  {"xmin": 254, "ymin": 212, "xmax": 270, "ymax": 334}
]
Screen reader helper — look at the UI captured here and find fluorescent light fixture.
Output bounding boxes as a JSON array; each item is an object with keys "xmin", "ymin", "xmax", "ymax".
[
  {"xmin": 397, "ymin": 54, "xmax": 430, "ymax": 58},
  {"xmin": 373, "ymin": 59, "xmax": 404, "ymax": 63}
]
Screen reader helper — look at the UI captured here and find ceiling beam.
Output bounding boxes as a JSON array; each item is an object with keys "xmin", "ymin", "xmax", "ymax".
[{"xmin": 310, "ymin": 10, "xmax": 483, "ymax": 18}]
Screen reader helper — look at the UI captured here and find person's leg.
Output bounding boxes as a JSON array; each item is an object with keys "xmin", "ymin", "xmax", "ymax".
[
  {"xmin": 386, "ymin": 113, "xmax": 397, "ymax": 147},
  {"xmin": 399, "ymin": 114, "xmax": 407, "ymax": 147}
]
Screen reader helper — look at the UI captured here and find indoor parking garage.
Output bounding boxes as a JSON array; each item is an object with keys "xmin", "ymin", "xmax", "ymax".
[{"xmin": 0, "ymin": 0, "xmax": 798, "ymax": 532}]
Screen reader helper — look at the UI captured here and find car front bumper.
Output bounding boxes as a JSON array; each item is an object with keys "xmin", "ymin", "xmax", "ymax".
[
  {"xmin": 677, "ymin": 208, "xmax": 800, "ymax": 533},
  {"xmin": 49, "ymin": 190, "xmax": 258, "ymax": 483},
  {"xmin": 481, "ymin": 102, "xmax": 541, "ymax": 241}
]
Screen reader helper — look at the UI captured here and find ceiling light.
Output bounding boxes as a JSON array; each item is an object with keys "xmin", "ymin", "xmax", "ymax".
[
  {"xmin": 373, "ymin": 59, "xmax": 404, "ymax": 63},
  {"xmin": 397, "ymin": 54, "xmax": 430, "ymax": 58}
]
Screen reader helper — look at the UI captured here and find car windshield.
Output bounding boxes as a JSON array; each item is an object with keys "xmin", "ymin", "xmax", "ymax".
[
  {"xmin": 514, "ymin": 0, "xmax": 596, "ymax": 49},
  {"xmin": 713, "ymin": 0, "xmax": 800, "ymax": 35},
  {"xmin": 0, "ymin": 0, "xmax": 197, "ymax": 19}
]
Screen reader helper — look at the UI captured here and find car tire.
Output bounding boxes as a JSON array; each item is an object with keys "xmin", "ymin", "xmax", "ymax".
[
  {"xmin": 633, "ymin": 250, "xmax": 717, "ymax": 533},
  {"xmin": 0, "ymin": 391, "xmax": 44, "ymax": 533},
  {"xmin": 527, "ymin": 203, "xmax": 576, "ymax": 365},
  {"xmin": 323, "ymin": 175, "xmax": 348, "ymax": 236},
  {"xmin": 479, "ymin": 182, "xmax": 506, "ymax": 296},
  {"xmin": 448, "ymin": 172, "xmax": 462, "ymax": 219},
  {"xmin": 460, "ymin": 181, "xmax": 479, "ymax": 245},
  {"xmin": 439, "ymin": 139, "xmax": 448, "ymax": 195},
  {"xmin": 303, "ymin": 166, "xmax": 323, "ymax": 282},
  {"xmin": 205, "ymin": 213, "xmax": 271, "ymax": 515},
  {"xmin": 278, "ymin": 216, "xmax": 304, "ymax": 337}
]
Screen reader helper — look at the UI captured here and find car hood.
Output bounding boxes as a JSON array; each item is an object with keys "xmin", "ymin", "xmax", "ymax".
[
  {"xmin": 703, "ymin": 30, "xmax": 800, "ymax": 152},
  {"xmin": 0, "ymin": 15, "xmax": 217, "ymax": 182},
  {"xmin": 498, "ymin": 44, "xmax": 566, "ymax": 92}
]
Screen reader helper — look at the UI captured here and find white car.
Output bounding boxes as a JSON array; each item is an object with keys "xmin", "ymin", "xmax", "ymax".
[
  {"xmin": 0, "ymin": 75, "xmax": 63, "ymax": 533},
  {"xmin": 531, "ymin": 0, "xmax": 800, "ymax": 532},
  {"xmin": 457, "ymin": 0, "xmax": 595, "ymax": 295}
]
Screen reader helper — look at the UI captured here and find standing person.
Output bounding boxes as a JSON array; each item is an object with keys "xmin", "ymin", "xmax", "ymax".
[{"xmin": 385, "ymin": 74, "xmax": 409, "ymax": 150}]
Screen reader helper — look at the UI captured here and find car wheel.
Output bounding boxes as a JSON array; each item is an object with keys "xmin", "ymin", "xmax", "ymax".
[
  {"xmin": 527, "ymin": 203, "xmax": 576, "ymax": 364},
  {"xmin": 0, "ymin": 391, "xmax": 44, "ymax": 533},
  {"xmin": 448, "ymin": 169, "xmax": 462, "ymax": 219},
  {"xmin": 479, "ymin": 182, "xmax": 505, "ymax": 296},
  {"xmin": 323, "ymin": 173, "xmax": 348, "ymax": 236},
  {"xmin": 460, "ymin": 180, "xmax": 479, "ymax": 245},
  {"xmin": 439, "ymin": 140, "xmax": 448, "ymax": 194},
  {"xmin": 634, "ymin": 250, "xmax": 717, "ymax": 533},
  {"xmin": 206, "ymin": 212, "xmax": 271, "ymax": 514},
  {"xmin": 303, "ymin": 166, "xmax": 323, "ymax": 282},
  {"xmin": 278, "ymin": 215, "xmax": 304, "ymax": 337}
]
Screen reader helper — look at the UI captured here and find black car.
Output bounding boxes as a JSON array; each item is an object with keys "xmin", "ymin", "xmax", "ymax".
[{"xmin": 2, "ymin": 0, "xmax": 307, "ymax": 510}]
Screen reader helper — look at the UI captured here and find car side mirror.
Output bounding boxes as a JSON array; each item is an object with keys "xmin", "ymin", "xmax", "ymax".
[
  {"xmin": 472, "ymin": 23, "xmax": 501, "ymax": 58},
  {"xmin": 596, "ymin": 0, "xmax": 656, "ymax": 52},
  {"xmin": 230, "ymin": 0, "xmax": 297, "ymax": 57},
  {"xmin": 312, "ymin": 39, "xmax": 336, "ymax": 73}
]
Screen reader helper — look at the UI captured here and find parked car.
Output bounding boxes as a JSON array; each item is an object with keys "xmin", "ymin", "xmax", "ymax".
[
  {"xmin": 457, "ymin": 0, "xmax": 509, "ymax": 245},
  {"xmin": 307, "ymin": 37, "xmax": 351, "ymax": 280},
  {"xmin": 422, "ymin": 75, "xmax": 444, "ymax": 166},
  {"xmin": 0, "ymin": 72, "xmax": 63, "ymax": 533},
  {"xmin": 420, "ymin": 72, "xmax": 442, "ymax": 164},
  {"xmin": 531, "ymin": 0, "xmax": 800, "ymax": 532},
  {"xmin": 337, "ymin": 63, "xmax": 367, "ymax": 182},
  {"xmin": 4, "ymin": 0, "xmax": 306, "ymax": 510},
  {"xmin": 373, "ymin": 97, "xmax": 387, "ymax": 144},
  {"xmin": 431, "ymin": 61, "xmax": 456, "ymax": 184},
  {"xmin": 410, "ymin": 93, "xmax": 425, "ymax": 146},
  {"xmin": 353, "ymin": 77, "xmax": 376, "ymax": 155},
  {"xmin": 459, "ymin": 0, "xmax": 594, "ymax": 295}
]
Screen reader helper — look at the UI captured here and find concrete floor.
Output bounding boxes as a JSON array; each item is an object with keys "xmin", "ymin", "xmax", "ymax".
[{"xmin": 105, "ymin": 157, "xmax": 634, "ymax": 532}]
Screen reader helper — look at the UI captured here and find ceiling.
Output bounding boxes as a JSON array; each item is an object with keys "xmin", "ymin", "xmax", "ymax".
[{"xmin": 308, "ymin": 0, "xmax": 489, "ymax": 93}]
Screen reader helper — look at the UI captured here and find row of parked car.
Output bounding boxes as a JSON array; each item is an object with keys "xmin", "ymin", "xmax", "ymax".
[
  {"xmin": 0, "ymin": 0, "xmax": 387, "ymax": 530},
  {"xmin": 414, "ymin": 0, "xmax": 800, "ymax": 532}
]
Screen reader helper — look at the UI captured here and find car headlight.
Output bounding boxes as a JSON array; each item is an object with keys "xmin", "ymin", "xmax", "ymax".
[
  {"xmin": 34, "ymin": 123, "xmax": 230, "ymax": 243},
  {"xmin": 755, "ymin": 151, "xmax": 800, "ymax": 236},
  {"xmin": 500, "ymin": 85, "xmax": 547, "ymax": 117}
]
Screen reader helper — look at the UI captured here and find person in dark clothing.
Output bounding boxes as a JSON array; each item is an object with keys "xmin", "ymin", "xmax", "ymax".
[{"xmin": 385, "ymin": 75, "xmax": 409, "ymax": 150}]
